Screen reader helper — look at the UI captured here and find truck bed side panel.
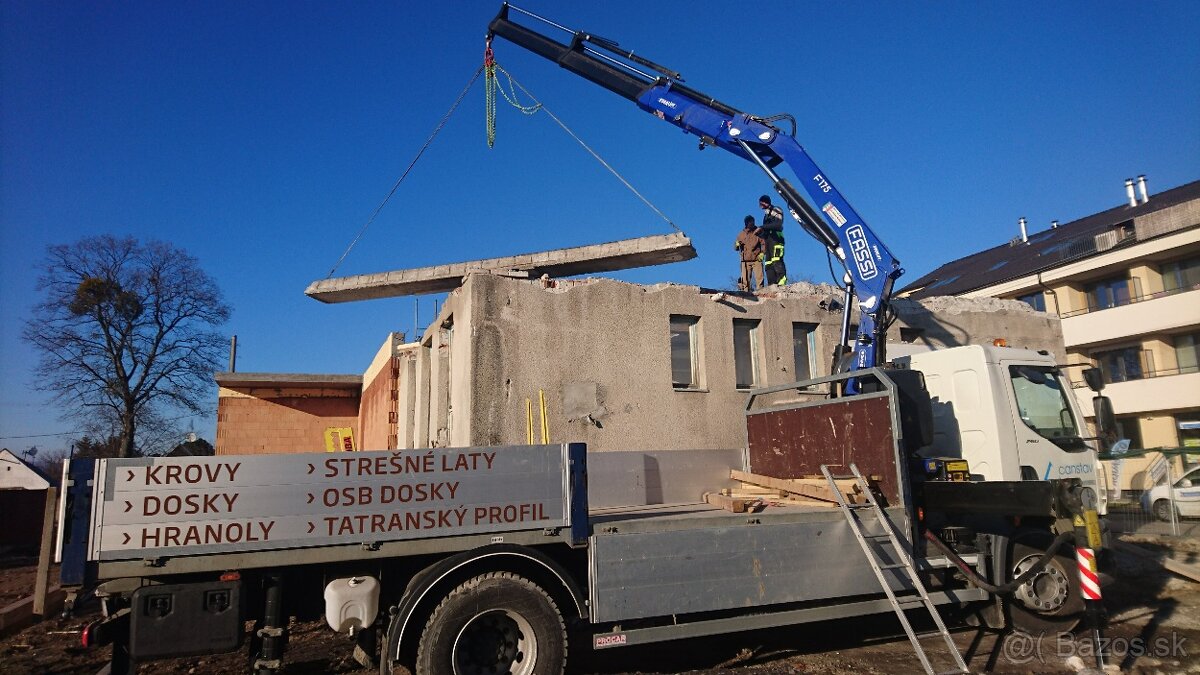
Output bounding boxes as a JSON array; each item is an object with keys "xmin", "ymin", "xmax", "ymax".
[
  {"xmin": 589, "ymin": 508, "xmax": 910, "ymax": 622},
  {"xmin": 586, "ymin": 448, "xmax": 743, "ymax": 510}
]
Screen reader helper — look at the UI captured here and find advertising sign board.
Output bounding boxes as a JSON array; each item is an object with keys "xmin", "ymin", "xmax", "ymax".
[{"xmin": 89, "ymin": 445, "xmax": 573, "ymax": 561}]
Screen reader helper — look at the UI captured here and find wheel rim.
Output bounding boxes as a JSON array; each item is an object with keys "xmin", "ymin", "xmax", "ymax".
[
  {"xmin": 451, "ymin": 609, "xmax": 537, "ymax": 675},
  {"xmin": 1012, "ymin": 554, "xmax": 1070, "ymax": 613},
  {"xmin": 1155, "ymin": 501, "xmax": 1171, "ymax": 521}
]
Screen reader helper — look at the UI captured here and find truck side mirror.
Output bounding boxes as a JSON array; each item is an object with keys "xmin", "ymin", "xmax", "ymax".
[
  {"xmin": 1093, "ymin": 396, "xmax": 1116, "ymax": 439},
  {"xmin": 1082, "ymin": 367, "xmax": 1104, "ymax": 392}
]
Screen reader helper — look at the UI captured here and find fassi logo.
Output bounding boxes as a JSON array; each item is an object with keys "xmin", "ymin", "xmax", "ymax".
[
  {"xmin": 656, "ymin": 97, "xmax": 678, "ymax": 109},
  {"xmin": 846, "ymin": 225, "xmax": 878, "ymax": 280}
]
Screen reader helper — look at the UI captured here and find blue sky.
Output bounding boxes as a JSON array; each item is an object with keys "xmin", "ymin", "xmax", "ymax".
[{"xmin": 2, "ymin": 1, "xmax": 1198, "ymax": 453}]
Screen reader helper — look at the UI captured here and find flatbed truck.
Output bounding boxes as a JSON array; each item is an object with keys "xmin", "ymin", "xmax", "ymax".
[{"xmin": 58, "ymin": 367, "xmax": 1108, "ymax": 675}]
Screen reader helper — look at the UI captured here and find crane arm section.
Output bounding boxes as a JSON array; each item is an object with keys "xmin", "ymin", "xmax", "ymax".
[{"xmin": 488, "ymin": 4, "xmax": 903, "ymax": 378}]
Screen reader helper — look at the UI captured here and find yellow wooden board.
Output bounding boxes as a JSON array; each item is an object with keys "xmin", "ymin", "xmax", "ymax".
[{"xmin": 324, "ymin": 427, "xmax": 355, "ymax": 452}]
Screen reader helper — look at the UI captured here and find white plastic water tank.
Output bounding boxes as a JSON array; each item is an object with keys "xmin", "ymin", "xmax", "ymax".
[{"xmin": 324, "ymin": 576, "xmax": 380, "ymax": 634}]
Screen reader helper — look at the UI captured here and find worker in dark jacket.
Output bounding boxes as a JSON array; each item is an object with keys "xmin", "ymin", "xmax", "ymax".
[
  {"xmin": 757, "ymin": 195, "xmax": 787, "ymax": 286},
  {"xmin": 734, "ymin": 215, "xmax": 764, "ymax": 291}
]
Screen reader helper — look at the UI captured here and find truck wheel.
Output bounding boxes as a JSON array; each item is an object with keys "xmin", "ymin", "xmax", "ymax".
[
  {"xmin": 1007, "ymin": 532, "xmax": 1083, "ymax": 632},
  {"xmin": 415, "ymin": 572, "xmax": 566, "ymax": 675},
  {"xmin": 1153, "ymin": 499, "xmax": 1173, "ymax": 522}
]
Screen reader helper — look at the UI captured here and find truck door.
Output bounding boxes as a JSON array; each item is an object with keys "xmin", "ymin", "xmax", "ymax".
[{"xmin": 1004, "ymin": 363, "xmax": 1095, "ymax": 482}]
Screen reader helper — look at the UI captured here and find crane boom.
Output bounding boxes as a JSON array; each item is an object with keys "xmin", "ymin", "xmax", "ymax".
[{"xmin": 488, "ymin": 4, "xmax": 903, "ymax": 386}]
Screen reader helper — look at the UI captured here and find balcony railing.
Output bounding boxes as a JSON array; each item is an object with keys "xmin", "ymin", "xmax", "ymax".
[{"xmin": 1061, "ymin": 281, "xmax": 1200, "ymax": 318}]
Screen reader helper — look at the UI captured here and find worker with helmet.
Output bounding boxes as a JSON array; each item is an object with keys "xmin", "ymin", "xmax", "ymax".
[{"xmin": 757, "ymin": 195, "xmax": 787, "ymax": 287}]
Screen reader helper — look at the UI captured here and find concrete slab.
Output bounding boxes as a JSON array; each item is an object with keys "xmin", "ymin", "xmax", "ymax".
[{"xmin": 305, "ymin": 233, "xmax": 696, "ymax": 303}]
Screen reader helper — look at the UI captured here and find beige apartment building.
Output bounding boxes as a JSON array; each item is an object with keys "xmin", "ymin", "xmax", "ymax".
[{"xmin": 902, "ymin": 178, "xmax": 1200, "ymax": 492}]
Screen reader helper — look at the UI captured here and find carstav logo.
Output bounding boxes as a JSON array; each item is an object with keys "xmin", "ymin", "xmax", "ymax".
[{"xmin": 1057, "ymin": 463, "xmax": 1093, "ymax": 476}]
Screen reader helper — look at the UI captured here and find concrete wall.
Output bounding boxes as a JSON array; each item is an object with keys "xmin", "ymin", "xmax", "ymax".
[
  {"xmin": 216, "ymin": 387, "xmax": 359, "ymax": 455},
  {"xmin": 395, "ymin": 346, "xmax": 418, "ymax": 449},
  {"xmin": 394, "ymin": 287, "xmax": 477, "ymax": 449},
  {"xmin": 892, "ymin": 295, "xmax": 1067, "ymax": 364},
  {"xmin": 429, "ymin": 325, "xmax": 452, "ymax": 448},
  {"xmin": 464, "ymin": 274, "xmax": 801, "ymax": 452},
  {"xmin": 450, "ymin": 274, "xmax": 1064, "ymax": 453}
]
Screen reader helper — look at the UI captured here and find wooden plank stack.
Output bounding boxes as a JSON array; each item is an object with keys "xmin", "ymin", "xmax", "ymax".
[{"xmin": 702, "ymin": 470, "xmax": 881, "ymax": 513}]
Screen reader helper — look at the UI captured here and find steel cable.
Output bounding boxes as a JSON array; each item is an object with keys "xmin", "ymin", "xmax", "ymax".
[
  {"xmin": 326, "ymin": 66, "xmax": 485, "ymax": 278},
  {"xmin": 492, "ymin": 64, "xmax": 683, "ymax": 235}
]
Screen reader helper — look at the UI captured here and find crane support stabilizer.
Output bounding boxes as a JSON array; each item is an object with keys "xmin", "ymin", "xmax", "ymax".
[
  {"xmin": 305, "ymin": 232, "xmax": 696, "ymax": 303},
  {"xmin": 489, "ymin": 4, "xmax": 902, "ymax": 378}
]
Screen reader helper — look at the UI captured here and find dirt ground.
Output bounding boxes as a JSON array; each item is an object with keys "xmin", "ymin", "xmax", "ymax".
[{"xmin": 2, "ymin": 536, "xmax": 1198, "ymax": 675}]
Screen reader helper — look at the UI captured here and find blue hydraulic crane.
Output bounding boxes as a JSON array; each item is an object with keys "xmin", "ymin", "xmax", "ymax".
[{"xmin": 488, "ymin": 4, "xmax": 904, "ymax": 390}]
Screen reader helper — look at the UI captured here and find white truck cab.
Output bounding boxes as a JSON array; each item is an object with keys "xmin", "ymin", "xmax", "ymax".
[{"xmin": 892, "ymin": 344, "xmax": 1107, "ymax": 515}]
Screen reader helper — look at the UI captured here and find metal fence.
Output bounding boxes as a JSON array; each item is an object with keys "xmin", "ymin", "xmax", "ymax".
[{"xmin": 1099, "ymin": 447, "xmax": 1199, "ymax": 539}]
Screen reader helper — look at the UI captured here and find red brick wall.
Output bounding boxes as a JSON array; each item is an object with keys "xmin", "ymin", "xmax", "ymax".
[
  {"xmin": 216, "ymin": 393, "xmax": 359, "ymax": 455},
  {"xmin": 359, "ymin": 357, "xmax": 398, "ymax": 451}
]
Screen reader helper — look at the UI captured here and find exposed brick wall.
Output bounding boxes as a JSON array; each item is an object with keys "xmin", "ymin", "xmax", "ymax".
[
  {"xmin": 359, "ymin": 356, "xmax": 399, "ymax": 451},
  {"xmin": 216, "ymin": 394, "xmax": 359, "ymax": 455}
]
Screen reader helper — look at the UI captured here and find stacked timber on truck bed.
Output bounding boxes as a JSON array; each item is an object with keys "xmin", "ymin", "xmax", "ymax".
[{"xmin": 703, "ymin": 469, "xmax": 876, "ymax": 513}]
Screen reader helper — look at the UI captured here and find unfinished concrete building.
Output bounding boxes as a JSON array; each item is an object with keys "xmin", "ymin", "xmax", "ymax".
[
  {"xmin": 215, "ymin": 272, "xmax": 1065, "ymax": 455},
  {"xmin": 387, "ymin": 274, "xmax": 1063, "ymax": 452}
]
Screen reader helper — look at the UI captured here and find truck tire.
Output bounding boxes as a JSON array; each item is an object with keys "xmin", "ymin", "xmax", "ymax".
[
  {"xmin": 415, "ymin": 572, "xmax": 566, "ymax": 675},
  {"xmin": 1007, "ymin": 531, "xmax": 1083, "ymax": 632}
]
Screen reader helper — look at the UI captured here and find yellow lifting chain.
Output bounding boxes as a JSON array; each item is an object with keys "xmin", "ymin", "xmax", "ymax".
[{"xmin": 485, "ymin": 38, "xmax": 540, "ymax": 148}]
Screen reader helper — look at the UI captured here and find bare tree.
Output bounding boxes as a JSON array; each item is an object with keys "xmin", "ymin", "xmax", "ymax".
[{"xmin": 23, "ymin": 235, "xmax": 231, "ymax": 458}]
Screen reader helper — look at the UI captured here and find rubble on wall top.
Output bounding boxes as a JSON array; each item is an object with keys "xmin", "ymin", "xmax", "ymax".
[
  {"xmin": 522, "ymin": 275, "xmax": 1045, "ymax": 316},
  {"xmin": 905, "ymin": 294, "xmax": 1041, "ymax": 315}
]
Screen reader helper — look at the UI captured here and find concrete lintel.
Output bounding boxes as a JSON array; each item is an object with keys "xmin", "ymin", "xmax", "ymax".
[{"xmin": 305, "ymin": 232, "xmax": 696, "ymax": 303}]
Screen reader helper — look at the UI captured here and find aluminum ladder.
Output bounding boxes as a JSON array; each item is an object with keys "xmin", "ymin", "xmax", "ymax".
[{"xmin": 821, "ymin": 463, "xmax": 968, "ymax": 675}]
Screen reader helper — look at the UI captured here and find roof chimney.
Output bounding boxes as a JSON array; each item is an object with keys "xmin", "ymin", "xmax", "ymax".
[
  {"xmin": 1019, "ymin": 216, "xmax": 1028, "ymax": 243},
  {"xmin": 1137, "ymin": 174, "xmax": 1149, "ymax": 204},
  {"xmin": 1125, "ymin": 178, "xmax": 1137, "ymax": 207},
  {"xmin": 1051, "ymin": 220, "xmax": 1058, "ymax": 229}
]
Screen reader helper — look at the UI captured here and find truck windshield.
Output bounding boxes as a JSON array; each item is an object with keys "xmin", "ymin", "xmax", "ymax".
[{"xmin": 1009, "ymin": 365, "xmax": 1086, "ymax": 450}]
